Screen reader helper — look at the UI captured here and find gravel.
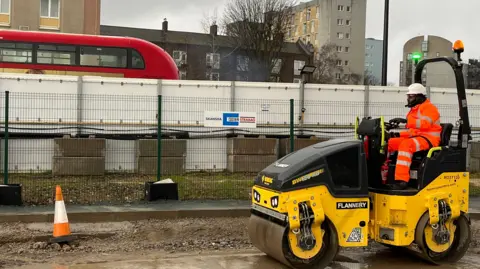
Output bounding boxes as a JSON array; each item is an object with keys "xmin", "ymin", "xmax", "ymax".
[{"xmin": 0, "ymin": 217, "xmax": 479, "ymax": 268}]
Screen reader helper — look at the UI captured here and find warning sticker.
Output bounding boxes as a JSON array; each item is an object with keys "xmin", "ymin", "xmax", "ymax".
[{"xmin": 346, "ymin": 227, "xmax": 363, "ymax": 243}]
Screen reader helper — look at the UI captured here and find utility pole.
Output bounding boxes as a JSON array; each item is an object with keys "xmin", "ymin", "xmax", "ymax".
[{"xmin": 381, "ymin": 0, "xmax": 389, "ymax": 86}]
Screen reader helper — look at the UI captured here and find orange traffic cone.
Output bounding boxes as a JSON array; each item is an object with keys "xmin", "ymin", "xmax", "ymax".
[{"xmin": 51, "ymin": 185, "xmax": 75, "ymax": 243}]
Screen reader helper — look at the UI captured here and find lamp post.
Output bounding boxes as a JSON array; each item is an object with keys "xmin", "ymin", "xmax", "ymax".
[
  {"xmin": 299, "ymin": 65, "xmax": 316, "ymax": 135},
  {"xmin": 381, "ymin": 0, "xmax": 390, "ymax": 86}
]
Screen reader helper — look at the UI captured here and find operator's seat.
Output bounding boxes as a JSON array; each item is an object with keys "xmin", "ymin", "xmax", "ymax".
[
  {"xmin": 412, "ymin": 123, "xmax": 453, "ymax": 159},
  {"xmin": 438, "ymin": 123, "xmax": 454, "ymax": 146}
]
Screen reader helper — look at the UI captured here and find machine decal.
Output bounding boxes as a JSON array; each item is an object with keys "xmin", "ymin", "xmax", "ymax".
[
  {"xmin": 292, "ymin": 169, "xmax": 324, "ymax": 185},
  {"xmin": 274, "ymin": 162, "xmax": 289, "ymax": 168},
  {"xmin": 262, "ymin": 175, "xmax": 273, "ymax": 185},
  {"xmin": 336, "ymin": 201, "xmax": 368, "ymax": 210},
  {"xmin": 346, "ymin": 227, "xmax": 363, "ymax": 242}
]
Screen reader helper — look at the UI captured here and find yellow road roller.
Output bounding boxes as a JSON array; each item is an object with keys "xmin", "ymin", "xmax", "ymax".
[{"xmin": 247, "ymin": 40, "xmax": 472, "ymax": 268}]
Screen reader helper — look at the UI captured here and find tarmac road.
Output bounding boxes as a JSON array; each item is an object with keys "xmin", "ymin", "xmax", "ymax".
[{"xmin": 10, "ymin": 248, "xmax": 480, "ymax": 269}]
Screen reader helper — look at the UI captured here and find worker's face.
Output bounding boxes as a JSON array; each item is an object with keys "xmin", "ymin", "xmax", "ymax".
[{"xmin": 407, "ymin": 94, "xmax": 417, "ymax": 104}]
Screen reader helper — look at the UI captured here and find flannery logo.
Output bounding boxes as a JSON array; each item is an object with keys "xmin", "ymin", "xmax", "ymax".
[{"xmin": 336, "ymin": 201, "xmax": 368, "ymax": 210}]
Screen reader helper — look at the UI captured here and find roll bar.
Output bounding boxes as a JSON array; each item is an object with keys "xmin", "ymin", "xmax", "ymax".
[{"xmin": 413, "ymin": 40, "xmax": 471, "ymax": 149}]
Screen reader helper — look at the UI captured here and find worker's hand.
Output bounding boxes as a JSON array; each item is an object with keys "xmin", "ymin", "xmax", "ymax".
[{"xmin": 389, "ymin": 118, "xmax": 407, "ymax": 124}]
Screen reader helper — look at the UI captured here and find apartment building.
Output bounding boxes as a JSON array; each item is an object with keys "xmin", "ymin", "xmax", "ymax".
[
  {"xmin": 287, "ymin": 0, "xmax": 367, "ymax": 83},
  {"xmin": 399, "ymin": 35, "xmax": 455, "ymax": 88},
  {"xmin": 364, "ymin": 38, "xmax": 383, "ymax": 85},
  {"xmin": 0, "ymin": 0, "xmax": 100, "ymax": 34},
  {"xmin": 100, "ymin": 20, "xmax": 313, "ymax": 82}
]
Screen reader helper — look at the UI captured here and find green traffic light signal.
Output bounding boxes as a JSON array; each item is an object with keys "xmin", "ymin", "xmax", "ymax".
[{"xmin": 412, "ymin": 52, "xmax": 422, "ymax": 64}]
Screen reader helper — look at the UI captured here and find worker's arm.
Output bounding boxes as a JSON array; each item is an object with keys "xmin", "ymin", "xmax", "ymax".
[{"xmin": 415, "ymin": 105, "xmax": 440, "ymax": 131}]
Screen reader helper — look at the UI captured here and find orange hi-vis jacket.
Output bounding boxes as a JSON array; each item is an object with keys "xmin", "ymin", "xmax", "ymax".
[{"xmin": 399, "ymin": 99, "xmax": 442, "ymax": 146}]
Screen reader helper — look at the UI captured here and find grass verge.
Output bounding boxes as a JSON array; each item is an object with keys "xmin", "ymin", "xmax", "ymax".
[{"xmin": 5, "ymin": 172, "xmax": 255, "ymax": 205}]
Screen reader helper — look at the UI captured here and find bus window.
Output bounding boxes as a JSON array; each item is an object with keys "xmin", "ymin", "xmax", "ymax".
[
  {"xmin": 37, "ymin": 44, "xmax": 76, "ymax": 65},
  {"xmin": 80, "ymin": 46, "xmax": 127, "ymax": 68},
  {"xmin": 0, "ymin": 42, "xmax": 33, "ymax": 63},
  {"xmin": 131, "ymin": 49, "xmax": 145, "ymax": 69}
]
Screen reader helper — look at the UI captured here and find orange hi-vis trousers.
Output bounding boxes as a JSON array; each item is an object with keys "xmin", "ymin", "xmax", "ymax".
[{"xmin": 387, "ymin": 136, "xmax": 439, "ymax": 182}]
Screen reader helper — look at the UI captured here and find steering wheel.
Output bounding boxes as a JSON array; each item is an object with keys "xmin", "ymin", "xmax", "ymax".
[{"xmin": 384, "ymin": 121, "xmax": 400, "ymax": 131}]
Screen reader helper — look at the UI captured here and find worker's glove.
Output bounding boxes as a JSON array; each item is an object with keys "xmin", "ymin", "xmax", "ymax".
[{"xmin": 389, "ymin": 118, "xmax": 407, "ymax": 124}]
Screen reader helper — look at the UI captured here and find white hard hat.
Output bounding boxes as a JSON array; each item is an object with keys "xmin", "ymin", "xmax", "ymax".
[{"xmin": 406, "ymin": 83, "xmax": 426, "ymax": 95}]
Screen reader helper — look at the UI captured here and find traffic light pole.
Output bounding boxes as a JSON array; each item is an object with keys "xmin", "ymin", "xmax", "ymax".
[{"xmin": 381, "ymin": 0, "xmax": 389, "ymax": 86}]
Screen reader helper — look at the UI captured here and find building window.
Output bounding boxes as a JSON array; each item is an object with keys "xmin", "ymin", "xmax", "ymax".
[
  {"xmin": 172, "ymin": 50, "xmax": 187, "ymax": 66},
  {"xmin": 237, "ymin": 55, "xmax": 249, "ymax": 71},
  {"xmin": 421, "ymin": 41, "xmax": 428, "ymax": 52},
  {"xmin": 346, "ymin": 20, "xmax": 351, "ymax": 26},
  {"xmin": 336, "ymin": 60, "xmax": 342, "ymax": 66},
  {"xmin": 336, "ymin": 46, "xmax": 343, "ymax": 52},
  {"xmin": 0, "ymin": 0, "xmax": 10, "ymax": 14},
  {"xmin": 206, "ymin": 72, "xmax": 219, "ymax": 81},
  {"xmin": 337, "ymin": 32, "xmax": 344, "ymax": 39},
  {"xmin": 436, "ymin": 52, "xmax": 440, "ymax": 57},
  {"xmin": 335, "ymin": 73, "xmax": 341, "ymax": 79},
  {"xmin": 271, "ymin": 58, "xmax": 283, "ymax": 74},
  {"xmin": 0, "ymin": 42, "xmax": 33, "ymax": 63},
  {"xmin": 346, "ymin": 33, "xmax": 350, "ymax": 39},
  {"xmin": 303, "ymin": 23, "xmax": 307, "ymax": 34},
  {"xmin": 306, "ymin": 8, "xmax": 311, "ymax": 20},
  {"xmin": 346, "ymin": 6, "xmax": 351, "ymax": 12},
  {"xmin": 36, "ymin": 44, "xmax": 75, "ymax": 65},
  {"xmin": 206, "ymin": 53, "xmax": 220, "ymax": 69},
  {"xmin": 338, "ymin": 5, "xmax": 344, "ymax": 11},
  {"xmin": 40, "ymin": 0, "xmax": 60, "ymax": 18},
  {"xmin": 179, "ymin": 70, "xmax": 187, "ymax": 80},
  {"xmin": 337, "ymin": 19, "xmax": 343, "ymax": 25},
  {"xmin": 345, "ymin": 46, "xmax": 349, "ymax": 52},
  {"xmin": 344, "ymin": 60, "xmax": 349, "ymax": 66},
  {"xmin": 294, "ymin": 60, "xmax": 305, "ymax": 76},
  {"xmin": 79, "ymin": 46, "xmax": 127, "ymax": 68},
  {"xmin": 311, "ymin": 21, "xmax": 315, "ymax": 33}
]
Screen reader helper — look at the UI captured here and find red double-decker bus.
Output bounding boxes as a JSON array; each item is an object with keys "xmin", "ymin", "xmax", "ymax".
[{"xmin": 0, "ymin": 29, "xmax": 179, "ymax": 80}]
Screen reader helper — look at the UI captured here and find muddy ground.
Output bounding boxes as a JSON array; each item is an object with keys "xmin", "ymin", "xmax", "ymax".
[{"xmin": 0, "ymin": 218, "xmax": 479, "ymax": 268}]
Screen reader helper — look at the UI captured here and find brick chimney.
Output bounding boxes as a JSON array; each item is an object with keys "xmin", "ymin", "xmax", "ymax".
[
  {"xmin": 210, "ymin": 24, "xmax": 218, "ymax": 36},
  {"xmin": 162, "ymin": 18, "xmax": 168, "ymax": 32}
]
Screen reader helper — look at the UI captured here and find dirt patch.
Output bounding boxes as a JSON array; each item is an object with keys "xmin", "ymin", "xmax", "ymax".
[{"xmin": 0, "ymin": 218, "xmax": 478, "ymax": 268}]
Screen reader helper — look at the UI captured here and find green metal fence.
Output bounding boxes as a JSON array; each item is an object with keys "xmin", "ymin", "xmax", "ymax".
[{"xmin": 0, "ymin": 91, "xmax": 478, "ymax": 205}]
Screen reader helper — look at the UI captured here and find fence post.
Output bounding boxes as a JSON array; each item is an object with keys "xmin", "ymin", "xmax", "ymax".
[
  {"xmin": 4, "ymin": 91, "xmax": 9, "ymax": 185},
  {"xmin": 364, "ymin": 85, "xmax": 370, "ymax": 118},
  {"xmin": 290, "ymin": 99, "xmax": 294, "ymax": 153},
  {"xmin": 157, "ymin": 94, "xmax": 162, "ymax": 181}
]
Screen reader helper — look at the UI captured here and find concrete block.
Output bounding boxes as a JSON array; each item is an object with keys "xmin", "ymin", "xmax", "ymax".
[
  {"xmin": 471, "ymin": 142, "xmax": 480, "ymax": 158},
  {"xmin": 54, "ymin": 138, "xmax": 106, "ymax": 157},
  {"xmin": 227, "ymin": 138, "xmax": 278, "ymax": 156},
  {"xmin": 135, "ymin": 156, "xmax": 185, "ymax": 175},
  {"xmin": 278, "ymin": 137, "xmax": 329, "ymax": 157},
  {"xmin": 135, "ymin": 139, "xmax": 187, "ymax": 157},
  {"xmin": 227, "ymin": 155, "xmax": 277, "ymax": 173},
  {"xmin": 469, "ymin": 157, "xmax": 480, "ymax": 173},
  {"xmin": 52, "ymin": 157, "xmax": 105, "ymax": 176}
]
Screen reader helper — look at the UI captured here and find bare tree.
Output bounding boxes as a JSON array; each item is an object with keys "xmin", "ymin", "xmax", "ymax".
[
  {"xmin": 221, "ymin": 0, "xmax": 298, "ymax": 82},
  {"xmin": 312, "ymin": 43, "xmax": 341, "ymax": 84},
  {"xmin": 200, "ymin": 8, "xmax": 225, "ymax": 35},
  {"xmin": 364, "ymin": 70, "xmax": 380, "ymax": 85}
]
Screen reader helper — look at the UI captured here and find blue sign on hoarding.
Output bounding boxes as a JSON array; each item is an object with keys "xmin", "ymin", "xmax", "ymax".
[{"xmin": 222, "ymin": 113, "xmax": 239, "ymax": 126}]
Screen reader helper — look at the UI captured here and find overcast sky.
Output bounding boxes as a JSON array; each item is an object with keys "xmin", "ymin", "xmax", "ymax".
[{"xmin": 100, "ymin": 0, "xmax": 478, "ymax": 86}]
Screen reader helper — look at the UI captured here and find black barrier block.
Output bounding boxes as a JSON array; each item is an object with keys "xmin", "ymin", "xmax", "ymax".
[
  {"xmin": 0, "ymin": 184, "xmax": 22, "ymax": 206},
  {"xmin": 144, "ymin": 182, "xmax": 179, "ymax": 201}
]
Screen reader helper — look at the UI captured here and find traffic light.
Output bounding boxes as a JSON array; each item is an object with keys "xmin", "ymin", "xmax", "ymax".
[{"xmin": 412, "ymin": 52, "xmax": 422, "ymax": 64}]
